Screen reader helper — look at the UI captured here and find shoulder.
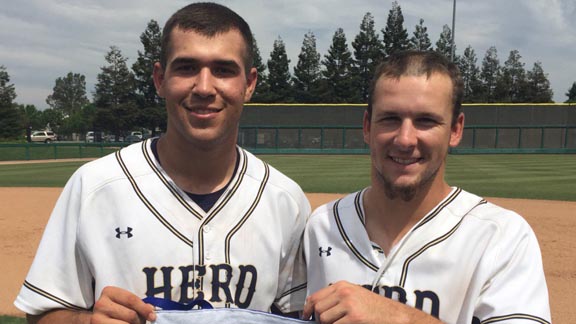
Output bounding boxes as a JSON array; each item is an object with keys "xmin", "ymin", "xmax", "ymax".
[
  {"xmin": 241, "ymin": 148, "xmax": 307, "ymax": 199},
  {"xmin": 308, "ymin": 191, "xmax": 362, "ymax": 226},
  {"xmin": 68, "ymin": 142, "xmax": 147, "ymax": 193}
]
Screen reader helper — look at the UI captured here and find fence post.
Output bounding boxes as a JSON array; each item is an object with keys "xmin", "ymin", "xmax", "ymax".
[
  {"xmin": 25, "ymin": 143, "xmax": 31, "ymax": 160},
  {"xmin": 54, "ymin": 143, "xmax": 58, "ymax": 159}
]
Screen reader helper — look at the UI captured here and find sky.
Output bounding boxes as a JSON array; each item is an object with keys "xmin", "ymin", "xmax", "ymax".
[{"xmin": 1, "ymin": 0, "xmax": 575, "ymax": 109}]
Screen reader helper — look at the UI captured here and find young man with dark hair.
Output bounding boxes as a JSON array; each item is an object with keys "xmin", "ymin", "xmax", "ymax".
[{"xmin": 15, "ymin": 3, "xmax": 310, "ymax": 323}]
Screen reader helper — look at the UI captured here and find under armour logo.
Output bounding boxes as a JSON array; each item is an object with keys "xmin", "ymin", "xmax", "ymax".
[
  {"xmin": 319, "ymin": 246, "xmax": 332, "ymax": 257},
  {"xmin": 115, "ymin": 227, "xmax": 133, "ymax": 239}
]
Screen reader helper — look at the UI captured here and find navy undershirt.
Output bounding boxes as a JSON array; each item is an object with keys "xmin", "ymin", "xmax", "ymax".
[{"xmin": 151, "ymin": 138, "xmax": 239, "ymax": 212}]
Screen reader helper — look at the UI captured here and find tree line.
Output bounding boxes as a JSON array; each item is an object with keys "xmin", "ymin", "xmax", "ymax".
[{"xmin": 1, "ymin": 1, "xmax": 576, "ymax": 141}]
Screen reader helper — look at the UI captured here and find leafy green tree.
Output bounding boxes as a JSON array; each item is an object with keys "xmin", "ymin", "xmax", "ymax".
[
  {"xmin": 352, "ymin": 13, "xmax": 384, "ymax": 102},
  {"xmin": 132, "ymin": 19, "xmax": 165, "ymax": 135},
  {"xmin": 293, "ymin": 31, "xmax": 322, "ymax": 103},
  {"xmin": 94, "ymin": 46, "xmax": 138, "ymax": 139},
  {"xmin": 266, "ymin": 37, "xmax": 293, "ymax": 102},
  {"xmin": 410, "ymin": 18, "xmax": 432, "ymax": 51},
  {"xmin": 321, "ymin": 28, "xmax": 358, "ymax": 103},
  {"xmin": 0, "ymin": 65, "xmax": 24, "ymax": 139},
  {"xmin": 435, "ymin": 25, "xmax": 456, "ymax": 61},
  {"xmin": 499, "ymin": 50, "xmax": 527, "ymax": 102},
  {"xmin": 566, "ymin": 82, "xmax": 576, "ymax": 103},
  {"xmin": 17, "ymin": 104, "xmax": 43, "ymax": 130},
  {"xmin": 458, "ymin": 46, "xmax": 482, "ymax": 102},
  {"xmin": 250, "ymin": 36, "xmax": 270, "ymax": 102},
  {"xmin": 478, "ymin": 46, "xmax": 501, "ymax": 102},
  {"xmin": 382, "ymin": 1, "xmax": 410, "ymax": 57},
  {"xmin": 525, "ymin": 61, "xmax": 553, "ymax": 103},
  {"xmin": 46, "ymin": 72, "xmax": 89, "ymax": 116}
]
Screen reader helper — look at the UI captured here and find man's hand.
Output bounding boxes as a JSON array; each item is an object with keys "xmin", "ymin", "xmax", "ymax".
[
  {"xmin": 302, "ymin": 281, "xmax": 442, "ymax": 324},
  {"xmin": 91, "ymin": 286, "xmax": 156, "ymax": 324}
]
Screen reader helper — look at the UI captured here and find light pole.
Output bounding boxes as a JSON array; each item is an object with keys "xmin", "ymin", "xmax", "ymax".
[{"xmin": 451, "ymin": 0, "xmax": 456, "ymax": 62}]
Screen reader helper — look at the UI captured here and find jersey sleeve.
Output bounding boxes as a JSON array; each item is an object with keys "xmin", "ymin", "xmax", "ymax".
[
  {"xmin": 14, "ymin": 169, "xmax": 95, "ymax": 315},
  {"xmin": 273, "ymin": 187, "xmax": 311, "ymax": 313},
  {"xmin": 473, "ymin": 217, "xmax": 551, "ymax": 323}
]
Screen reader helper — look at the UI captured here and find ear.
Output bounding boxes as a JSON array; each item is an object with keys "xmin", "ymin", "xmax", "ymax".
[
  {"xmin": 363, "ymin": 110, "xmax": 371, "ymax": 145},
  {"xmin": 449, "ymin": 112, "xmax": 465, "ymax": 147},
  {"xmin": 152, "ymin": 62, "xmax": 166, "ymax": 98},
  {"xmin": 243, "ymin": 67, "xmax": 258, "ymax": 102}
]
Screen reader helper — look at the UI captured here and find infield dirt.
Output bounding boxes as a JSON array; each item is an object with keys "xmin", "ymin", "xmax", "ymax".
[{"xmin": 1, "ymin": 188, "xmax": 574, "ymax": 322}]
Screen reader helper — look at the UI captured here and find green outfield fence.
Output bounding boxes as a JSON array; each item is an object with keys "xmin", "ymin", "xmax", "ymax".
[{"xmin": 1, "ymin": 124, "xmax": 575, "ymax": 161}]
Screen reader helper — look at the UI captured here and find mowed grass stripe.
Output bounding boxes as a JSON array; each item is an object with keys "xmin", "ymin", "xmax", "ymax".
[{"xmin": 0, "ymin": 154, "xmax": 573, "ymax": 201}]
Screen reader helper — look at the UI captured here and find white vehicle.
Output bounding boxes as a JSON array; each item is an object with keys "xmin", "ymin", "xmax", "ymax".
[
  {"xmin": 85, "ymin": 131, "xmax": 105, "ymax": 143},
  {"xmin": 130, "ymin": 131, "xmax": 143, "ymax": 140},
  {"xmin": 30, "ymin": 131, "xmax": 57, "ymax": 143}
]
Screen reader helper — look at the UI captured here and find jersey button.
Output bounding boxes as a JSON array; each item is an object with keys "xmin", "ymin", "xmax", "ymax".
[{"xmin": 203, "ymin": 226, "xmax": 211, "ymax": 233}]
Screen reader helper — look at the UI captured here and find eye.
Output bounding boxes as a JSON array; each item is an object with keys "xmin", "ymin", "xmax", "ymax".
[
  {"xmin": 213, "ymin": 66, "xmax": 237, "ymax": 77},
  {"xmin": 415, "ymin": 117, "xmax": 440, "ymax": 128}
]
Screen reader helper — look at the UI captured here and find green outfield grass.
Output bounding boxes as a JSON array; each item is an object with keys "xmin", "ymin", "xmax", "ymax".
[
  {"xmin": 0, "ymin": 316, "xmax": 25, "ymax": 323},
  {"xmin": 0, "ymin": 154, "xmax": 574, "ymax": 201}
]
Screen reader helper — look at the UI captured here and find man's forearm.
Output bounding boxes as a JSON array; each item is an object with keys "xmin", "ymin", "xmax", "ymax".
[{"xmin": 27, "ymin": 309, "xmax": 92, "ymax": 324}]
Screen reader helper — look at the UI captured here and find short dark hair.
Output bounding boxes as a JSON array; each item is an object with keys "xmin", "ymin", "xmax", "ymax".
[
  {"xmin": 367, "ymin": 50, "xmax": 464, "ymax": 126},
  {"xmin": 160, "ymin": 2, "xmax": 254, "ymax": 73}
]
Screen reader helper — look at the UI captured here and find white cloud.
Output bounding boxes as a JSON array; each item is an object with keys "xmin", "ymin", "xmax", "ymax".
[{"xmin": 2, "ymin": 0, "xmax": 575, "ymax": 106}]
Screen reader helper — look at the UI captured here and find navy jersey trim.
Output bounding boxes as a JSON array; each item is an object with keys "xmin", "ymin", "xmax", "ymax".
[
  {"xmin": 414, "ymin": 187, "xmax": 462, "ymax": 231},
  {"xmin": 142, "ymin": 140, "xmax": 203, "ymax": 221},
  {"xmin": 115, "ymin": 150, "xmax": 194, "ymax": 247},
  {"xmin": 333, "ymin": 198, "xmax": 379, "ymax": 272},
  {"xmin": 225, "ymin": 161, "xmax": 270, "ymax": 263},
  {"xmin": 354, "ymin": 190, "xmax": 365, "ymax": 226},
  {"xmin": 275, "ymin": 282, "xmax": 307, "ymax": 302},
  {"xmin": 23, "ymin": 280, "xmax": 88, "ymax": 312},
  {"xmin": 399, "ymin": 197, "xmax": 488, "ymax": 287},
  {"xmin": 197, "ymin": 149, "xmax": 249, "ymax": 265},
  {"xmin": 480, "ymin": 313, "xmax": 550, "ymax": 324}
]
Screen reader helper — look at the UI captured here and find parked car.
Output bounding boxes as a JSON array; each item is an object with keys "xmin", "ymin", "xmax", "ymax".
[
  {"xmin": 30, "ymin": 130, "xmax": 57, "ymax": 143},
  {"xmin": 130, "ymin": 131, "xmax": 143, "ymax": 140},
  {"xmin": 124, "ymin": 135, "xmax": 142, "ymax": 143},
  {"xmin": 85, "ymin": 131, "xmax": 105, "ymax": 143}
]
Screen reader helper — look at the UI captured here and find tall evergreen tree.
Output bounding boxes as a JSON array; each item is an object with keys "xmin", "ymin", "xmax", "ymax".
[
  {"xmin": 266, "ymin": 37, "xmax": 293, "ymax": 102},
  {"xmin": 250, "ymin": 36, "xmax": 270, "ymax": 102},
  {"xmin": 321, "ymin": 28, "xmax": 358, "ymax": 103},
  {"xmin": 293, "ymin": 31, "xmax": 322, "ymax": 103},
  {"xmin": 478, "ymin": 46, "xmax": 501, "ymax": 102},
  {"xmin": 382, "ymin": 1, "xmax": 410, "ymax": 57},
  {"xmin": 458, "ymin": 46, "xmax": 482, "ymax": 102},
  {"xmin": 435, "ymin": 25, "xmax": 456, "ymax": 61},
  {"xmin": 94, "ymin": 46, "xmax": 138, "ymax": 138},
  {"xmin": 566, "ymin": 82, "xmax": 576, "ymax": 103},
  {"xmin": 132, "ymin": 19, "xmax": 165, "ymax": 135},
  {"xmin": 410, "ymin": 19, "xmax": 432, "ymax": 51},
  {"xmin": 499, "ymin": 49, "xmax": 527, "ymax": 102},
  {"xmin": 0, "ymin": 65, "xmax": 23, "ymax": 139},
  {"xmin": 46, "ymin": 72, "xmax": 89, "ymax": 116},
  {"xmin": 352, "ymin": 12, "xmax": 384, "ymax": 102},
  {"xmin": 525, "ymin": 61, "xmax": 553, "ymax": 103}
]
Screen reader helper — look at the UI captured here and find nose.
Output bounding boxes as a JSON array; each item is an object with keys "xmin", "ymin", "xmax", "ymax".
[
  {"xmin": 394, "ymin": 120, "xmax": 417, "ymax": 149},
  {"xmin": 192, "ymin": 67, "xmax": 216, "ymax": 98}
]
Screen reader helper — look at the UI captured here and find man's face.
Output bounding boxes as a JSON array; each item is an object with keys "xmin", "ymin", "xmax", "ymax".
[
  {"xmin": 363, "ymin": 73, "xmax": 464, "ymax": 200},
  {"xmin": 153, "ymin": 28, "xmax": 257, "ymax": 150}
]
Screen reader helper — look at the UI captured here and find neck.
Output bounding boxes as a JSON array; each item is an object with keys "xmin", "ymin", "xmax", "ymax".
[
  {"xmin": 156, "ymin": 135, "xmax": 238, "ymax": 194},
  {"xmin": 362, "ymin": 176, "xmax": 452, "ymax": 255}
]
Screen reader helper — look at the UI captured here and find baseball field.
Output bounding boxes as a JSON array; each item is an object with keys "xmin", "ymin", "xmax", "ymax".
[{"xmin": 1, "ymin": 154, "xmax": 575, "ymax": 323}]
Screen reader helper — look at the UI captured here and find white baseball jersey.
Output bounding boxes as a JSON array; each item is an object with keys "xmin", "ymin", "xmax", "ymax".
[
  {"xmin": 15, "ymin": 139, "xmax": 310, "ymax": 315},
  {"xmin": 304, "ymin": 187, "xmax": 551, "ymax": 324}
]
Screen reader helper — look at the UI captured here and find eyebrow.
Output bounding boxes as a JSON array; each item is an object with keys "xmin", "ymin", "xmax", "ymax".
[{"xmin": 169, "ymin": 57, "xmax": 241, "ymax": 69}]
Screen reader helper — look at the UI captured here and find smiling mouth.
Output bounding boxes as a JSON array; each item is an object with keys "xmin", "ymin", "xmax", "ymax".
[
  {"xmin": 391, "ymin": 157, "xmax": 421, "ymax": 165},
  {"xmin": 184, "ymin": 106, "xmax": 222, "ymax": 115}
]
